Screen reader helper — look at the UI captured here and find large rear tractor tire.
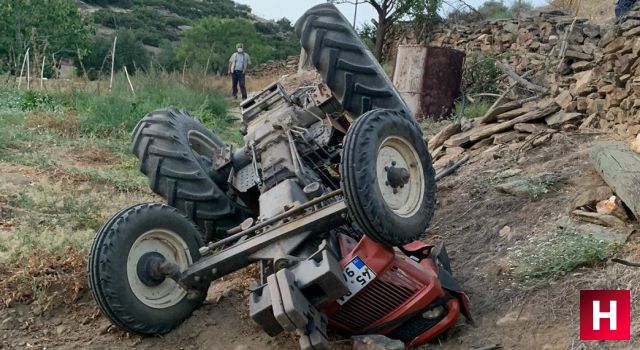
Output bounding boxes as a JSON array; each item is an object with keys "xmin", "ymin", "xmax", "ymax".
[
  {"xmin": 131, "ymin": 108, "xmax": 250, "ymax": 240},
  {"xmin": 340, "ymin": 109, "xmax": 436, "ymax": 246},
  {"xmin": 295, "ymin": 3, "xmax": 411, "ymax": 118},
  {"xmin": 88, "ymin": 203, "xmax": 207, "ymax": 335}
]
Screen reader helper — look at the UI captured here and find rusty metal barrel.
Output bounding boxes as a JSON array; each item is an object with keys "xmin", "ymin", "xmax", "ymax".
[{"xmin": 393, "ymin": 45, "xmax": 465, "ymax": 120}]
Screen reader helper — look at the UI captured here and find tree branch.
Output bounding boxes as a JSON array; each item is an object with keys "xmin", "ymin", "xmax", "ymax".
[
  {"xmin": 368, "ymin": 0, "xmax": 384, "ymax": 16},
  {"xmin": 495, "ymin": 61, "xmax": 548, "ymax": 94}
]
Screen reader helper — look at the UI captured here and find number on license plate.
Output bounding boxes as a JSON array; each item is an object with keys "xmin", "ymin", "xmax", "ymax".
[{"xmin": 336, "ymin": 257, "xmax": 376, "ymax": 305}]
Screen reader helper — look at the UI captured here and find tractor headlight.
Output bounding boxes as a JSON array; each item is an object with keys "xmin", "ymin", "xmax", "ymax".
[{"xmin": 422, "ymin": 305, "xmax": 445, "ymax": 319}]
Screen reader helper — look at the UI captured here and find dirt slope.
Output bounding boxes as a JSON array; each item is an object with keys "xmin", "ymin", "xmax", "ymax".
[{"xmin": 2, "ymin": 125, "xmax": 639, "ymax": 349}]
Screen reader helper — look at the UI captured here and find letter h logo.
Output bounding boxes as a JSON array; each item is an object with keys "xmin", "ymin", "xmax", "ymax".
[{"xmin": 580, "ymin": 290, "xmax": 630, "ymax": 340}]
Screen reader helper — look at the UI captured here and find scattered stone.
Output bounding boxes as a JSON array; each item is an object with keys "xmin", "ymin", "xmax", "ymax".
[
  {"xmin": 493, "ymin": 131, "xmax": 527, "ymax": 144},
  {"xmin": 352, "ymin": 335, "xmax": 405, "ymax": 350},
  {"xmin": 583, "ymin": 24, "xmax": 601, "ymax": 38},
  {"xmin": 499, "ymin": 226, "xmax": 512, "ymax": 239},
  {"xmin": 445, "ymin": 146, "xmax": 465, "ymax": 156},
  {"xmin": 571, "ymin": 70, "xmax": 595, "ymax": 96},
  {"xmin": 545, "ymin": 112, "xmax": 583, "ymax": 126},
  {"xmin": 496, "ymin": 168, "xmax": 523, "ymax": 178},
  {"xmin": 554, "ymin": 90, "xmax": 573, "ymax": 109},
  {"xmin": 564, "ymin": 49, "xmax": 591, "ymax": 60},
  {"xmin": 596, "ymin": 196, "xmax": 630, "ymax": 221},
  {"xmin": 572, "ymin": 210, "xmax": 627, "ymax": 228},
  {"xmin": 55, "ymin": 325, "xmax": 67, "ymax": 336},
  {"xmin": 603, "ymin": 37, "xmax": 626, "ymax": 54},
  {"xmin": 98, "ymin": 323, "xmax": 112, "ymax": 335},
  {"xmin": 574, "ymin": 186, "xmax": 613, "ymax": 209},
  {"xmin": 514, "ymin": 123, "xmax": 552, "ymax": 133},
  {"xmin": 470, "ymin": 137, "xmax": 494, "ymax": 150}
]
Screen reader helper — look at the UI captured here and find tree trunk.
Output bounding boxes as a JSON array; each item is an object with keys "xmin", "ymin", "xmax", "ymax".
[
  {"xmin": 590, "ymin": 141, "xmax": 640, "ymax": 220},
  {"xmin": 374, "ymin": 17, "xmax": 386, "ymax": 61}
]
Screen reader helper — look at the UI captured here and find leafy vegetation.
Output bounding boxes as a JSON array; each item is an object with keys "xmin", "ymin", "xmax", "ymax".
[
  {"xmin": 85, "ymin": 0, "xmax": 299, "ymax": 75},
  {"xmin": 174, "ymin": 17, "xmax": 294, "ymax": 75},
  {"xmin": 78, "ymin": 30, "xmax": 150, "ymax": 80},
  {"xmin": 453, "ymin": 99, "xmax": 492, "ymax": 120},
  {"xmin": 332, "ymin": 0, "xmax": 442, "ymax": 60},
  {"xmin": 462, "ymin": 52, "xmax": 502, "ymax": 96},
  {"xmin": 0, "ymin": 0, "xmax": 93, "ymax": 74},
  {"xmin": 1, "ymin": 0, "xmax": 300, "ymax": 79},
  {"xmin": 447, "ymin": 0, "xmax": 534, "ymax": 22}
]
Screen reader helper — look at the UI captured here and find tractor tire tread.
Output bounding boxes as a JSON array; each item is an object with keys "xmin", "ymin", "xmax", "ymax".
[
  {"xmin": 295, "ymin": 3, "xmax": 411, "ymax": 118},
  {"xmin": 131, "ymin": 108, "xmax": 247, "ymax": 240}
]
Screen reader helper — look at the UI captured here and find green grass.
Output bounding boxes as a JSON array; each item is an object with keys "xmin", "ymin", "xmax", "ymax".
[
  {"xmin": 453, "ymin": 99, "xmax": 492, "ymax": 119},
  {"xmin": 0, "ymin": 72, "xmax": 242, "ymax": 191},
  {"xmin": 50, "ymin": 72, "xmax": 241, "ymax": 143},
  {"xmin": 508, "ymin": 226, "xmax": 620, "ymax": 280}
]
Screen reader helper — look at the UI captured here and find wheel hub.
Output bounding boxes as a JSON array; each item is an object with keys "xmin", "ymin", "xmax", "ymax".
[
  {"xmin": 376, "ymin": 136, "xmax": 425, "ymax": 218},
  {"xmin": 137, "ymin": 252, "xmax": 169, "ymax": 287},
  {"xmin": 385, "ymin": 162, "xmax": 410, "ymax": 190},
  {"xmin": 126, "ymin": 229, "xmax": 191, "ymax": 309}
]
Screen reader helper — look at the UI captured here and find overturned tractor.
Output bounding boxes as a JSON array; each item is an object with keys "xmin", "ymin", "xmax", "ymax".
[{"xmin": 88, "ymin": 4, "xmax": 471, "ymax": 349}]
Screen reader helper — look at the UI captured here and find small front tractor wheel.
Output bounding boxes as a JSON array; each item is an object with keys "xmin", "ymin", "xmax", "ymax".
[
  {"xmin": 340, "ymin": 109, "xmax": 436, "ymax": 246},
  {"xmin": 88, "ymin": 203, "xmax": 208, "ymax": 335}
]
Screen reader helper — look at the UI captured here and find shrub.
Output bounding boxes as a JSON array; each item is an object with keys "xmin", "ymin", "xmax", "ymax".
[
  {"xmin": 462, "ymin": 52, "xmax": 501, "ymax": 95},
  {"xmin": 20, "ymin": 91, "xmax": 54, "ymax": 111}
]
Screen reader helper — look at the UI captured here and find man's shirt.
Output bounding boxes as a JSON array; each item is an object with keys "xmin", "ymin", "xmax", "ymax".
[{"xmin": 229, "ymin": 52, "xmax": 251, "ymax": 72}]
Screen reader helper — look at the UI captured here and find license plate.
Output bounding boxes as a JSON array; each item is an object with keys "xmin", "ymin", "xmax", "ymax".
[{"xmin": 336, "ymin": 257, "xmax": 376, "ymax": 305}]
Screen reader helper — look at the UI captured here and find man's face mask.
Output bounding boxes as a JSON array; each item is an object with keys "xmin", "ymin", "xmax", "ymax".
[{"xmin": 237, "ymin": 48, "xmax": 244, "ymax": 53}]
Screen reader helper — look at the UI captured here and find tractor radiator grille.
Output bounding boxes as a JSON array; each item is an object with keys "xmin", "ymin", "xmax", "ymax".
[{"xmin": 331, "ymin": 266, "xmax": 422, "ymax": 330}]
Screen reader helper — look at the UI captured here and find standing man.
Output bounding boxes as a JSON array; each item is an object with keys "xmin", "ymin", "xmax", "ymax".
[{"xmin": 228, "ymin": 43, "xmax": 251, "ymax": 100}]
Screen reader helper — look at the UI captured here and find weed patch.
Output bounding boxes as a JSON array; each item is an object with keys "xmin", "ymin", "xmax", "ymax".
[
  {"xmin": 508, "ymin": 226, "xmax": 620, "ymax": 280},
  {"xmin": 25, "ymin": 110, "xmax": 80, "ymax": 137},
  {"xmin": 494, "ymin": 172, "xmax": 568, "ymax": 200},
  {"xmin": 453, "ymin": 99, "xmax": 492, "ymax": 119},
  {"xmin": 0, "ymin": 248, "xmax": 86, "ymax": 310}
]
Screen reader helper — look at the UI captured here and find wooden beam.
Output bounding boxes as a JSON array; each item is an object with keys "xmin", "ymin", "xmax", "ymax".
[
  {"xmin": 590, "ymin": 141, "xmax": 640, "ymax": 220},
  {"xmin": 445, "ymin": 100, "xmax": 559, "ymax": 147},
  {"xmin": 109, "ymin": 35, "xmax": 118, "ymax": 92},
  {"xmin": 495, "ymin": 61, "xmax": 548, "ymax": 94}
]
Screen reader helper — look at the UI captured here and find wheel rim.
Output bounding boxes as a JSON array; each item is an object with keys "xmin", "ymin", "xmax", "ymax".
[
  {"xmin": 375, "ymin": 136, "xmax": 425, "ymax": 218},
  {"xmin": 126, "ymin": 229, "xmax": 192, "ymax": 309},
  {"xmin": 188, "ymin": 130, "xmax": 220, "ymax": 161}
]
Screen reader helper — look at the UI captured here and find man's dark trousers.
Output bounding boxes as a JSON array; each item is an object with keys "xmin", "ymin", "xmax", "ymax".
[{"xmin": 232, "ymin": 70, "xmax": 247, "ymax": 100}]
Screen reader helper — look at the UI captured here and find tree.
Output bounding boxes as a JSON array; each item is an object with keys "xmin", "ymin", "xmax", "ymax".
[
  {"xmin": 408, "ymin": 0, "xmax": 442, "ymax": 44},
  {"xmin": 79, "ymin": 30, "xmax": 149, "ymax": 80},
  {"xmin": 0, "ymin": 0, "xmax": 93, "ymax": 75},
  {"xmin": 331, "ymin": 0, "xmax": 441, "ymax": 61},
  {"xmin": 174, "ymin": 18, "xmax": 274, "ymax": 74},
  {"xmin": 477, "ymin": 1, "xmax": 511, "ymax": 19}
]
